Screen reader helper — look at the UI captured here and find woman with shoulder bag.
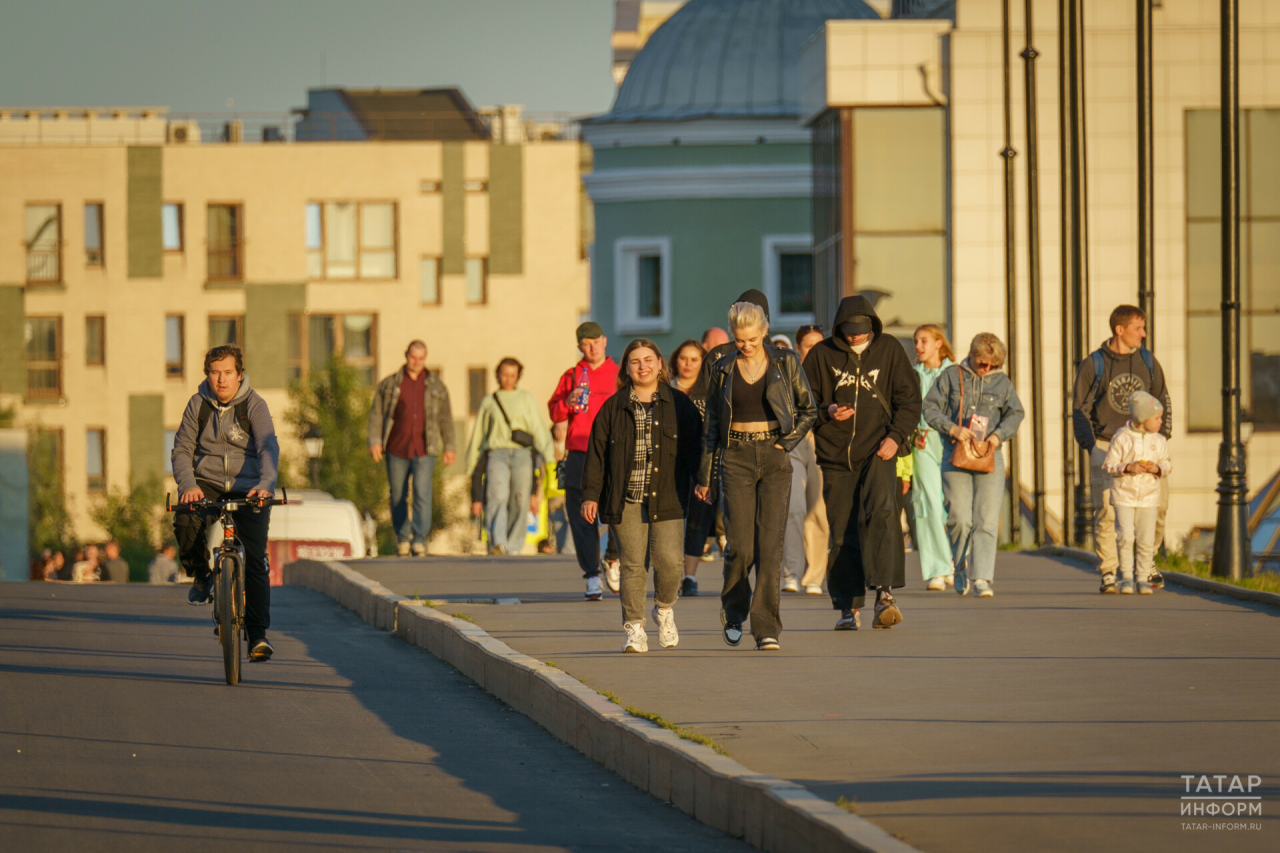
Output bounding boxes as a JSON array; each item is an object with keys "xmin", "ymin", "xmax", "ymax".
[
  {"xmin": 465, "ymin": 358, "xmax": 555, "ymax": 555},
  {"xmin": 922, "ymin": 333, "xmax": 1025, "ymax": 597}
]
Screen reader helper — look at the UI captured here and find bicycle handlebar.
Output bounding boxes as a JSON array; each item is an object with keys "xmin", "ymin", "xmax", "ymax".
[{"xmin": 166, "ymin": 488, "xmax": 294, "ymax": 513}]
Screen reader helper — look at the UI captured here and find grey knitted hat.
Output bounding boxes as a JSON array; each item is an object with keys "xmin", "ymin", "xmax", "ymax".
[{"xmin": 1129, "ymin": 391, "xmax": 1163, "ymax": 423}]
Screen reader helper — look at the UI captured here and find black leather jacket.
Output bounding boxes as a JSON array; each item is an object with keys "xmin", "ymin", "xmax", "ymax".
[{"xmin": 698, "ymin": 343, "xmax": 817, "ymax": 486}]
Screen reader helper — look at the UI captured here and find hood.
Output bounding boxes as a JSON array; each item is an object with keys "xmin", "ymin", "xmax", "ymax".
[
  {"xmin": 832, "ymin": 294, "xmax": 884, "ymax": 351},
  {"xmin": 1097, "ymin": 340, "xmax": 1148, "ymax": 363},
  {"xmin": 199, "ymin": 374, "xmax": 253, "ymax": 409},
  {"xmin": 734, "ymin": 288, "xmax": 770, "ymax": 319}
]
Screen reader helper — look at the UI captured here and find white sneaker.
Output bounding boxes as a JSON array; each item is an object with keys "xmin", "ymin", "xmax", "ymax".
[
  {"xmin": 782, "ymin": 576, "xmax": 799, "ymax": 593},
  {"xmin": 603, "ymin": 559, "xmax": 621, "ymax": 594},
  {"xmin": 974, "ymin": 579, "xmax": 994, "ymax": 598},
  {"xmin": 804, "ymin": 583, "xmax": 823, "ymax": 595},
  {"xmin": 652, "ymin": 605, "xmax": 678, "ymax": 648},
  {"xmin": 585, "ymin": 576, "xmax": 603, "ymax": 601},
  {"xmin": 411, "ymin": 542, "xmax": 426, "ymax": 557},
  {"xmin": 623, "ymin": 621, "xmax": 648, "ymax": 653},
  {"xmin": 944, "ymin": 573, "xmax": 955, "ymax": 587},
  {"xmin": 397, "ymin": 542, "xmax": 411, "ymax": 557},
  {"xmin": 926, "ymin": 576, "xmax": 946, "ymax": 591}
]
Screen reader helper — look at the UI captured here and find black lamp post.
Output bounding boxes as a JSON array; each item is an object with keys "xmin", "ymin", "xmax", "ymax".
[{"xmin": 303, "ymin": 423, "xmax": 325, "ymax": 489}]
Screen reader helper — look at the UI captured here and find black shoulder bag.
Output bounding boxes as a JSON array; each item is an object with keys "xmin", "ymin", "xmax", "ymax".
[{"xmin": 493, "ymin": 394, "xmax": 535, "ymax": 448}]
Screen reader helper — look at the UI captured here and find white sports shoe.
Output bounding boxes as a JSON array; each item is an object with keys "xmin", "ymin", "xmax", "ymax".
[
  {"xmin": 623, "ymin": 621, "xmax": 648, "ymax": 653},
  {"xmin": 804, "ymin": 584, "xmax": 823, "ymax": 595},
  {"xmin": 652, "ymin": 605, "xmax": 679, "ymax": 648},
  {"xmin": 973, "ymin": 579, "xmax": 994, "ymax": 598},
  {"xmin": 603, "ymin": 558, "xmax": 621, "ymax": 594},
  {"xmin": 782, "ymin": 576, "xmax": 799, "ymax": 593},
  {"xmin": 926, "ymin": 576, "xmax": 946, "ymax": 591},
  {"xmin": 585, "ymin": 576, "xmax": 603, "ymax": 601}
]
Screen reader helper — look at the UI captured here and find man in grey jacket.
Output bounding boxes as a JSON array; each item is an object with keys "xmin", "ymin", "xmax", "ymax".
[{"xmin": 172, "ymin": 345, "xmax": 280, "ymax": 662}]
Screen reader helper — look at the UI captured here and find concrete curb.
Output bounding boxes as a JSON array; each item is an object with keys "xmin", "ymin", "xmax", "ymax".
[
  {"xmin": 1030, "ymin": 546, "xmax": 1280, "ymax": 609},
  {"xmin": 284, "ymin": 559, "xmax": 920, "ymax": 853}
]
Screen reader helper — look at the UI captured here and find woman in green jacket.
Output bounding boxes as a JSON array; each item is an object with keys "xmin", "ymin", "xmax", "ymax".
[{"xmin": 911, "ymin": 325, "xmax": 956, "ymax": 589}]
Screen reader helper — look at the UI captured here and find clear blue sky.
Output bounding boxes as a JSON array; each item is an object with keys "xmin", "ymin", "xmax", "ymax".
[{"xmin": 1, "ymin": 0, "xmax": 617, "ymax": 117}]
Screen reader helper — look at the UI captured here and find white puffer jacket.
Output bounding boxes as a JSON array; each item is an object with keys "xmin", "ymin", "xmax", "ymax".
[{"xmin": 1103, "ymin": 422, "xmax": 1172, "ymax": 508}]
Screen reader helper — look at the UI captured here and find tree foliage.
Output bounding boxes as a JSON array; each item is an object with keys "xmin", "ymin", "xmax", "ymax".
[
  {"xmin": 90, "ymin": 476, "xmax": 164, "ymax": 583},
  {"xmin": 28, "ymin": 427, "xmax": 75, "ymax": 560}
]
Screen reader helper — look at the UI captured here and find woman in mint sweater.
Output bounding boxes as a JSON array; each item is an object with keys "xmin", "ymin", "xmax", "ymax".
[
  {"xmin": 465, "ymin": 358, "xmax": 555, "ymax": 555},
  {"xmin": 911, "ymin": 325, "xmax": 956, "ymax": 589}
]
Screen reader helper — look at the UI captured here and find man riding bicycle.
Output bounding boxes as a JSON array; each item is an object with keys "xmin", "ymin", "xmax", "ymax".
[{"xmin": 171, "ymin": 345, "xmax": 281, "ymax": 662}]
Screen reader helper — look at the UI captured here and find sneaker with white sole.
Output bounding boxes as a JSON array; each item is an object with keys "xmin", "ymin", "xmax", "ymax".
[
  {"xmin": 623, "ymin": 621, "xmax": 648, "ymax": 653},
  {"xmin": 249, "ymin": 637, "xmax": 274, "ymax": 662},
  {"xmin": 874, "ymin": 592, "xmax": 902, "ymax": 628},
  {"xmin": 397, "ymin": 541, "xmax": 411, "ymax": 557},
  {"xmin": 722, "ymin": 619, "xmax": 743, "ymax": 647},
  {"xmin": 1118, "ymin": 579, "xmax": 1136, "ymax": 595},
  {"xmin": 652, "ymin": 605, "xmax": 679, "ymax": 648},
  {"xmin": 804, "ymin": 583, "xmax": 823, "ymax": 595},
  {"xmin": 1148, "ymin": 569, "xmax": 1165, "ymax": 590},
  {"xmin": 603, "ymin": 558, "xmax": 621, "ymax": 594},
  {"xmin": 944, "ymin": 573, "xmax": 955, "ymax": 587},
  {"xmin": 782, "ymin": 576, "xmax": 799, "ymax": 593},
  {"xmin": 411, "ymin": 542, "xmax": 426, "ymax": 557},
  {"xmin": 954, "ymin": 567, "xmax": 970, "ymax": 596},
  {"xmin": 756, "ymin": 636, "xmax": 780, "ymax": 651},
  {"xmin": 585, "ymin": 576, "xmax": 603, "ymax": 601},
  {"xmin": 835, "ymin": 609, "xmax": 860, "ymax": 630},
  {"xmin": 973, "ymin": 579, "xmax": 994, "ymax": 598},
  {"xmin": 1137, "ymin": 581, "xmax": 1154, "ymax": 595},
  {"xmin": 1100, "ymin": 573, "xmax": 1118, "ymax": 594},
  {"xmin": 926, "ymin": 576, "xmax": 946, "ymax": 591}
]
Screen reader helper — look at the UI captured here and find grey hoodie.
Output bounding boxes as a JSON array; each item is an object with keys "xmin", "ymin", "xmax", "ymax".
[{"xmin": 172, "ymin": 374, "xmax": 280, "ymax": 494}]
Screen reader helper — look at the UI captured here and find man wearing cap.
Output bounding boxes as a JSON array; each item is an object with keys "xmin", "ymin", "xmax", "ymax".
[{"xmin": 549, "ymin": 322, "xmax": 620, "ymax": 600}]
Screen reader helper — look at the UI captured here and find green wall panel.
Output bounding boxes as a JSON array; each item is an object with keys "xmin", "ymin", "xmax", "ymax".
[
  {"xmin": 0, "ymin": 286, "xmax": 25, "ymax": 396},
  {"xmin": 127, "ymin": 147, "xmax": 163, "ymax": 279},
  {"xmin": 442, "ymin": 143, "xmax": 465, "ymax": 275},
  {"xmin": 594, "ymin": 143, "xmax": 811, "ymax": 170},
  {"xmin": 488, "ymin": 144, "xmax": 524, "ymax": 274},
  {"xmin": 128, "ymin": 394, "xmax": 164, "ymax": 486},
  {"xmin": 245, "ymin": 283, "xmax": 306, "ymax": 390}
]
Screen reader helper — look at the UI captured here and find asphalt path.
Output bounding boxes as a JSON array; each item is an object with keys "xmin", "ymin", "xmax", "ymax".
[
  {"xmin": 356, "ymin": 551, "xmax": 1280, "ymax": 853},
  {"xmin": 0, "ymin": 581, "xmax": 753, "ymax": 852}
]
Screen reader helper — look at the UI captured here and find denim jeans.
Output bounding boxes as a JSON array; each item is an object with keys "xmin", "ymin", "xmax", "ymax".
[
  {"xmin": 486, "ymin": 447, "xmax": 533, "ymax": 554},
  {"xmin": 1114, "ymin": 503, "xmax": 1157, "ymax": 582},
  {"xmin": 614, "ymin": 501, "xmax": 683, "ymax": 624},
  {"xmin": 941, "ymin": 450, "xmax": 1005, "ymax": 582},
  {"xmin": 720, "ymin": 439, "xmax": 791, "ymax": 640},
  {"xmin": 562, "ymin": 450, "xmax": 617, "ymax": 576},
  {"xmin": 387, "ymin": 453, "xmax": 435, "ymax": 545}
]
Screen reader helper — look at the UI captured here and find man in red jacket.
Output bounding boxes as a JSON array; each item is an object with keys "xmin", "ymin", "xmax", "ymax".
[{"xmin": 549, "ymin": 322, "xmax": 620, "ymax": 600}]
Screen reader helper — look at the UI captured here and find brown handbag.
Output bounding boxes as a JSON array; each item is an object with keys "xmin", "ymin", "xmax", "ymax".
[{"xmin": 949, "ymin": 368, "xmax": 996, "ymax": 473}]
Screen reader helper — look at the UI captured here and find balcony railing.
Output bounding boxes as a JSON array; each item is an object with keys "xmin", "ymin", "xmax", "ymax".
[
  {"xmin": 26, "ymin": 360, "xmax": 62, "ymax": 399},
  {"xmin": 26, "ymin": 250, "xmax": 60, "ymax": 283},
  {"xmin": 207, "ymin": 245, "xmax": 243, "ymax": 281}
]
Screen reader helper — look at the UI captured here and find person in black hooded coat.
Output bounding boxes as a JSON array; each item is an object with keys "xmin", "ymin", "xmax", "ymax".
[{"xmin": 802, "ymin": 295, "xmax": 921, "ymax": 631}]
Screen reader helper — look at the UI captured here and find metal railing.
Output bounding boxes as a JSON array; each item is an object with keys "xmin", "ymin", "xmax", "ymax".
[
  {"xmin": 26, "ymin": 362, "xmax": 62, "ymax": 399},
  {"xmin": 206, "ymin": 245, "xmax": 243, "ymax": 281},
  {"xmin": 26, "ymin": 251, "xmax": 60, "ymax": 283}
]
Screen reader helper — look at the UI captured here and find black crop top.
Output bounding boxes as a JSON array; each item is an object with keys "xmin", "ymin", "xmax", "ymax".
[{"xmin": 732, "ymin": 361, "xmax": 777, "ymax": 423}]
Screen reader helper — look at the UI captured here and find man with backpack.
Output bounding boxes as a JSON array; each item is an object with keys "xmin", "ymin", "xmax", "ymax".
[
  {"xmin": 1072, "ymin": 305, "xmax": 1172, "ymax": 593},
  {"xmin": 171, "ymin": 345, "xmax": 281, "ymax": 661}
]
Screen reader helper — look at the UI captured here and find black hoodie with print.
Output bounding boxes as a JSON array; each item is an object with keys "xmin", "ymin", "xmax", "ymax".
[{"xmin": 802, "ymin": 295, "xmax": 921, "ymax": 471}]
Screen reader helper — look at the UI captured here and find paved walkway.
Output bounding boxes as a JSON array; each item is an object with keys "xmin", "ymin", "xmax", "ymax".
[
  {"xmin": 0, "ymin": 582, "xmax": 752, "ymax": 852},
  {"xmin": 355, "ymin": 551, "xmax": 1280, "ymax": 853}
]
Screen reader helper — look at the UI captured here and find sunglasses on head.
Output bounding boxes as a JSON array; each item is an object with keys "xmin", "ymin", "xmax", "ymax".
[{"xmin": 797, "ymin": 324, "xmax": 824, "ymax": 337}]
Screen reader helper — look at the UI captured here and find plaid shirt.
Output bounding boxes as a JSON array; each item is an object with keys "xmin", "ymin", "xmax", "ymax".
[{"xmin": 626, "ymin": 389, "xmax": 656, "ymax": 503}]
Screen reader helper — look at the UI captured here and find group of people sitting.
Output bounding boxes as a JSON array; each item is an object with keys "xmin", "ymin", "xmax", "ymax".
[{"xmin": 31, "ymin": 541, "xmax": 182, "ymax": 584}]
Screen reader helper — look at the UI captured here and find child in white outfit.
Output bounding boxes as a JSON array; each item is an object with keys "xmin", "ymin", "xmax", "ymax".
[{"xmin": 1103, "ymin": 392, "xmax": 1172, "ymax": 594}]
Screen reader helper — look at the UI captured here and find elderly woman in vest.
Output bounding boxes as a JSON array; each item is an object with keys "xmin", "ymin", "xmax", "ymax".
[
  {"xmin": 694, "ymin": 302, "xmax": 816, "ymax": 651},
  {"xmin": 922, "ymin": 332, "xmax": 1025, "ymax": 597}
]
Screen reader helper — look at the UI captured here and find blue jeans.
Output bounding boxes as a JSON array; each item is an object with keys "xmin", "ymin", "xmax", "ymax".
[
  {"xmin": 485, "ymin": 447, "xmax": 533, "ymax": 554},
  {"xmin": 941, "ymin": 450, "xmax": 1005, "ymax": 582},
  {"xmin": 387, "ymin": 454, "xmax": 435, "ymax": 545}
]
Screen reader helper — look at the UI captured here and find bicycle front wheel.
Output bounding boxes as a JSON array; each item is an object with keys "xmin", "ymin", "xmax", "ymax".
[{"xmin": 216, "ymin": 554, "xmax": 242, "ymax": 685}]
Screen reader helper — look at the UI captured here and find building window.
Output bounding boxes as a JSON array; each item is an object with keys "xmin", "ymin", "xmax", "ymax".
[
  {"xmin": 164, "ymin": 429, "xmax": 177, "ymax": 477},
  {"xmin": 465, "ymin": 257, "xmax": 488, "ymax": 304},
  {"xmin": 305, "ymin": 201, "xmax": 398, "ymax": 280},
  {"xmin": 24, "ymin": 316, "xmax": 62, "ymax": 399},
  {"xmin": 208, "ymin": 315, "xmax": 243, "ymax": 349},
  {"xmin": 465, "ymin": 180, "xmax": 488, "ymax": 193},
  {"xmin": 162, "ymin": 203, "xmax": 184, "ymax": 251},
  {"xmin": 420, "ymin": 256, "xmax": 442, "ymax": 304},
  {"xmin": 165, "ymin": 315, "xmax": 185, "ymax": 378},
  {"xmin": 763, "ymin": 235, "xmax": 816, "ymax": 328},
  {"xmin": 84, "ymin": 203, "xmax": 105, "ymax": 267},
  {"xmin": 85, "ymin": 315, "xmax": 105, "ymax": 366},
  {"xmin": 614, "ymin": 237, "xmax": 672, "ymax": 334},
  {"xmin": 468, "ymin": 367, "xmax": 487, "ymax": 416},
  {"xmin": 287, "ymin": 313, "xmax": 378, "ymax": 384},
  {"xmin": 207, "ymin": 204, "xmax": 243, "ymax": 281},
  {"xmin": 1186, "ymin": 109, "xmax": 1280, "ymax": 431},
  {"xmin": 86, "ymin": 428, "xmax": 106, "ymax": 494},
  {"xmin": 25, "ymin": 204, "xmax": 61, "ymax": 284}
]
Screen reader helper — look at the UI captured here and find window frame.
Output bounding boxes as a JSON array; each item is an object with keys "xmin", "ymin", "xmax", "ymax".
[
  {"xmin": 207, "ymin": 314, "xmax": 244, "ymax": 350},
  {"xmin": 206, "ymin": 202, "xmax": 244, "ymax": 282},
  {"xmin": 762, "ymin": 234, "xmax": 817, "ymax": 329},
  {"xmin": 85, "ymin": 315, "xmax": 106, "ymax": 367},
  {"xmin": 164, "ymin": 428, "xmax": 178, "ymax": 477},
  {"xmin": 467, "ymin": 366, "xmax": 488, "ymax": 416},
  {"xmin": 420, "ymin": 255, "xmax": 443, "ymax": 305},
  {"xmin": 165, "ymin": 314, "xmax": 185, "ymax": 379},
  {"xmin": 614, "ymin": 237, "xmax": 672, "ymax": 334},
  {"xmin": 465, "ymin": 256, "xmax": 488, "ymax": 305},
  {"xmin": 84, "ymin": 201, "xmax": 105, "ymax": 268},
  {"xmin": 162, "ymin": 202, "xmax": 184, "ymax": 252},
  {"xmin": 24, "ymin": 315, "xmax": 63, "ymax": 400},
  {"xmin": 86, "ymin": 427, "xmax": 107, "ymax": 495},
  {"xmin": 286, "ymin": 312, "xmax": 379, "ymax": 383},
  {"xmin": 305, "ymin": 200, "xmax": 400, "ymax": 281},
  {"xmin": 25, "ymin": 202, "xmax": 63, "ymax": 286}
]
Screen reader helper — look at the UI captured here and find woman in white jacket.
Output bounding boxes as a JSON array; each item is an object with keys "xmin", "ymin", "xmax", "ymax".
[{"xmin": 1102, "ymin": 392, "xmax": 1171, "ymax": 594}]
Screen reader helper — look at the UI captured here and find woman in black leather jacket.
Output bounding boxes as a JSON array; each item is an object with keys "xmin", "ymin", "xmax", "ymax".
[{"xmin": 694, "ymin": 301, "xmax": 816, "ymax": 650}]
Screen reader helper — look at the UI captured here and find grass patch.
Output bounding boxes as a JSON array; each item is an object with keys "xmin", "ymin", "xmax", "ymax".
[
  {"xmin": 623, "ymin": 705, "xmax": 729, "ymax": 756},
  {"xmin": 544, "ymin": 661, "xmax": 558, "ymax": 669},
  {"xmin": 598, "ymin": 689, "xmax": 621, "ymax": 705},
  {"xmin": 1157, "ymin": 552, "xmax": 1280, "ymax": 595},
  {"xmin": 451, "ymin": 612, "xmax": 475, "ymax": 622},
  {"xmin": 411, "ymin": 591, "xmax": 438, "ymax": 608},
  {"xmin": 835, "ymin": 795, "xmax": 857, "ymax": 814}
]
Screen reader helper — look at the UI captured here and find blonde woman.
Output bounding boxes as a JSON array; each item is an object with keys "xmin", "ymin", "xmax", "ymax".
[
  {"xmin": 912, "ymin": 325, "xmax": 957, "ymax": 590},
  {"xmin": 695, "ymin": 302, "xmax": 816, "ymax": 650}
]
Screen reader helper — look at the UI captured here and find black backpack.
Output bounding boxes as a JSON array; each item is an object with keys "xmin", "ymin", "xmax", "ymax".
[{"xmin": 196, "ymin": 398, "xmax": 254, "ymax": 443}]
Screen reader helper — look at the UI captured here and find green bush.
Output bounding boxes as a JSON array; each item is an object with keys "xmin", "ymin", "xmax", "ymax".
[{"xmin": 90, "ymin": 476, "xmax": 164, "ymax": 582}]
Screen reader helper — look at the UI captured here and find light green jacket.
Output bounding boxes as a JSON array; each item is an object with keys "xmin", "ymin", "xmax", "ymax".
[{"xmin": 465, "ymin": 389, "xmax": 555, "ymax": 474}]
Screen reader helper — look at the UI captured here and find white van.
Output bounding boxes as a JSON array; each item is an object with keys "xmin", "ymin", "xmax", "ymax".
[{"xmin": 263, "ymin": 490, "xmax": 369, "ymax": 585}]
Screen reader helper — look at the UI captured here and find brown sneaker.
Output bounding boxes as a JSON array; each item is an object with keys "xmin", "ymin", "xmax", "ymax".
[{"xmin": 874, "ymin": 592, "xmax": 902, "ymax": 629}]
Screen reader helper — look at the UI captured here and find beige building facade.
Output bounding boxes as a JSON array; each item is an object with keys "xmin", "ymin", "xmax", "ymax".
[
  {"xmin": 0, "ymin": 112, "xmax": 589, "ymax": 539},
  {"xmin": 800, "ymin": 0, "xmax": 1280, "ymax": 547}
]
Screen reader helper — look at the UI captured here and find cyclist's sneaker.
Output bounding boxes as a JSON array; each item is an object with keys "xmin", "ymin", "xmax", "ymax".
[
  {"xmin": 756, "ymin": 636, "xmax": 780, "ymax": 651},
  {"xmin": 411, "ymin": 542, "xmax": 426, "ymax": 557},
  {"xmin": 1148, "ymin": 569, "xmax": 1165, "ymax": 590},
  {"xmin": 585, "ymin": 575, "xmax": 603, "ymax": 601},
  {"xmin": 723, "ymin": 620, "xmax": 743, "ymax": 647},
  {"xmin": 397, "ymin": 542, "xmax": 411, "ymax": 557},
  {"xmin": 623, "ymin": 621, "xmax": 648, "ymax": 653},
  {"xmin": 652, "ymin": 605, "xmax": 679, "ymax": 648},
  {"xmin": 835, "ymin": 609, "xmax": 860, "ymax": 630},
  {"xmin": 249, "ymin": 637, "xmax": 274, "ymax": 662},
  {"xmin": 874, "ymin": 592, "xmax": 902, "ymax": 628},
  {"xmin": 680, "ymin": 575, "xmax": 699, "ymax": 597},
  {"xmin": 603, "ymin": 558, "xmax": 621, "ymax": 594},
  {"xmin": 188, "ymin": 573, "xmax": 213, "ymax": 606},
  {"xmin": 1100, "ymin": 573, "xmax": 1118, "ymax": 594}
]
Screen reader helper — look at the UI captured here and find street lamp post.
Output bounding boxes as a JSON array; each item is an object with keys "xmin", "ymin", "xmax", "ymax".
[
  {"xmin": 1022, "ymin": 0, "xmax": 1047, "ymax": 546},
  {"xmin": 1136, "ymin": 0, "xmax": 1156, "ymax": 351},
  {"xmin": 1068, "ymin": 0, "xmax": 1094, "ymax": 550},
  {"xmin": 1211, "ymin": 0, "xmax": 1251, "ymax": 580},
  {"xmin": 1058, "ymin": 0, "xmax": 1077, "ymax": 545},
  {"xmin": 303, "ymin": 423, "xmax": 325, "ymax": 490},
  {"xmin": 1002, "ymin": 0, "xmax": 1021, "ymax": 546}
]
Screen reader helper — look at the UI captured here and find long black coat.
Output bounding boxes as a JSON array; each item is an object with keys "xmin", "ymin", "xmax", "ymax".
[{"xmin": 581, "ymin": 383, "xmax": 703, "ymax": 526}]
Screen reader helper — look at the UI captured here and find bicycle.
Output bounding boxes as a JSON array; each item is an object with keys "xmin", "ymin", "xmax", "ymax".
[{"xmin": 167, "ymin": 490, "xmax": 290, "ymax": 685}]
